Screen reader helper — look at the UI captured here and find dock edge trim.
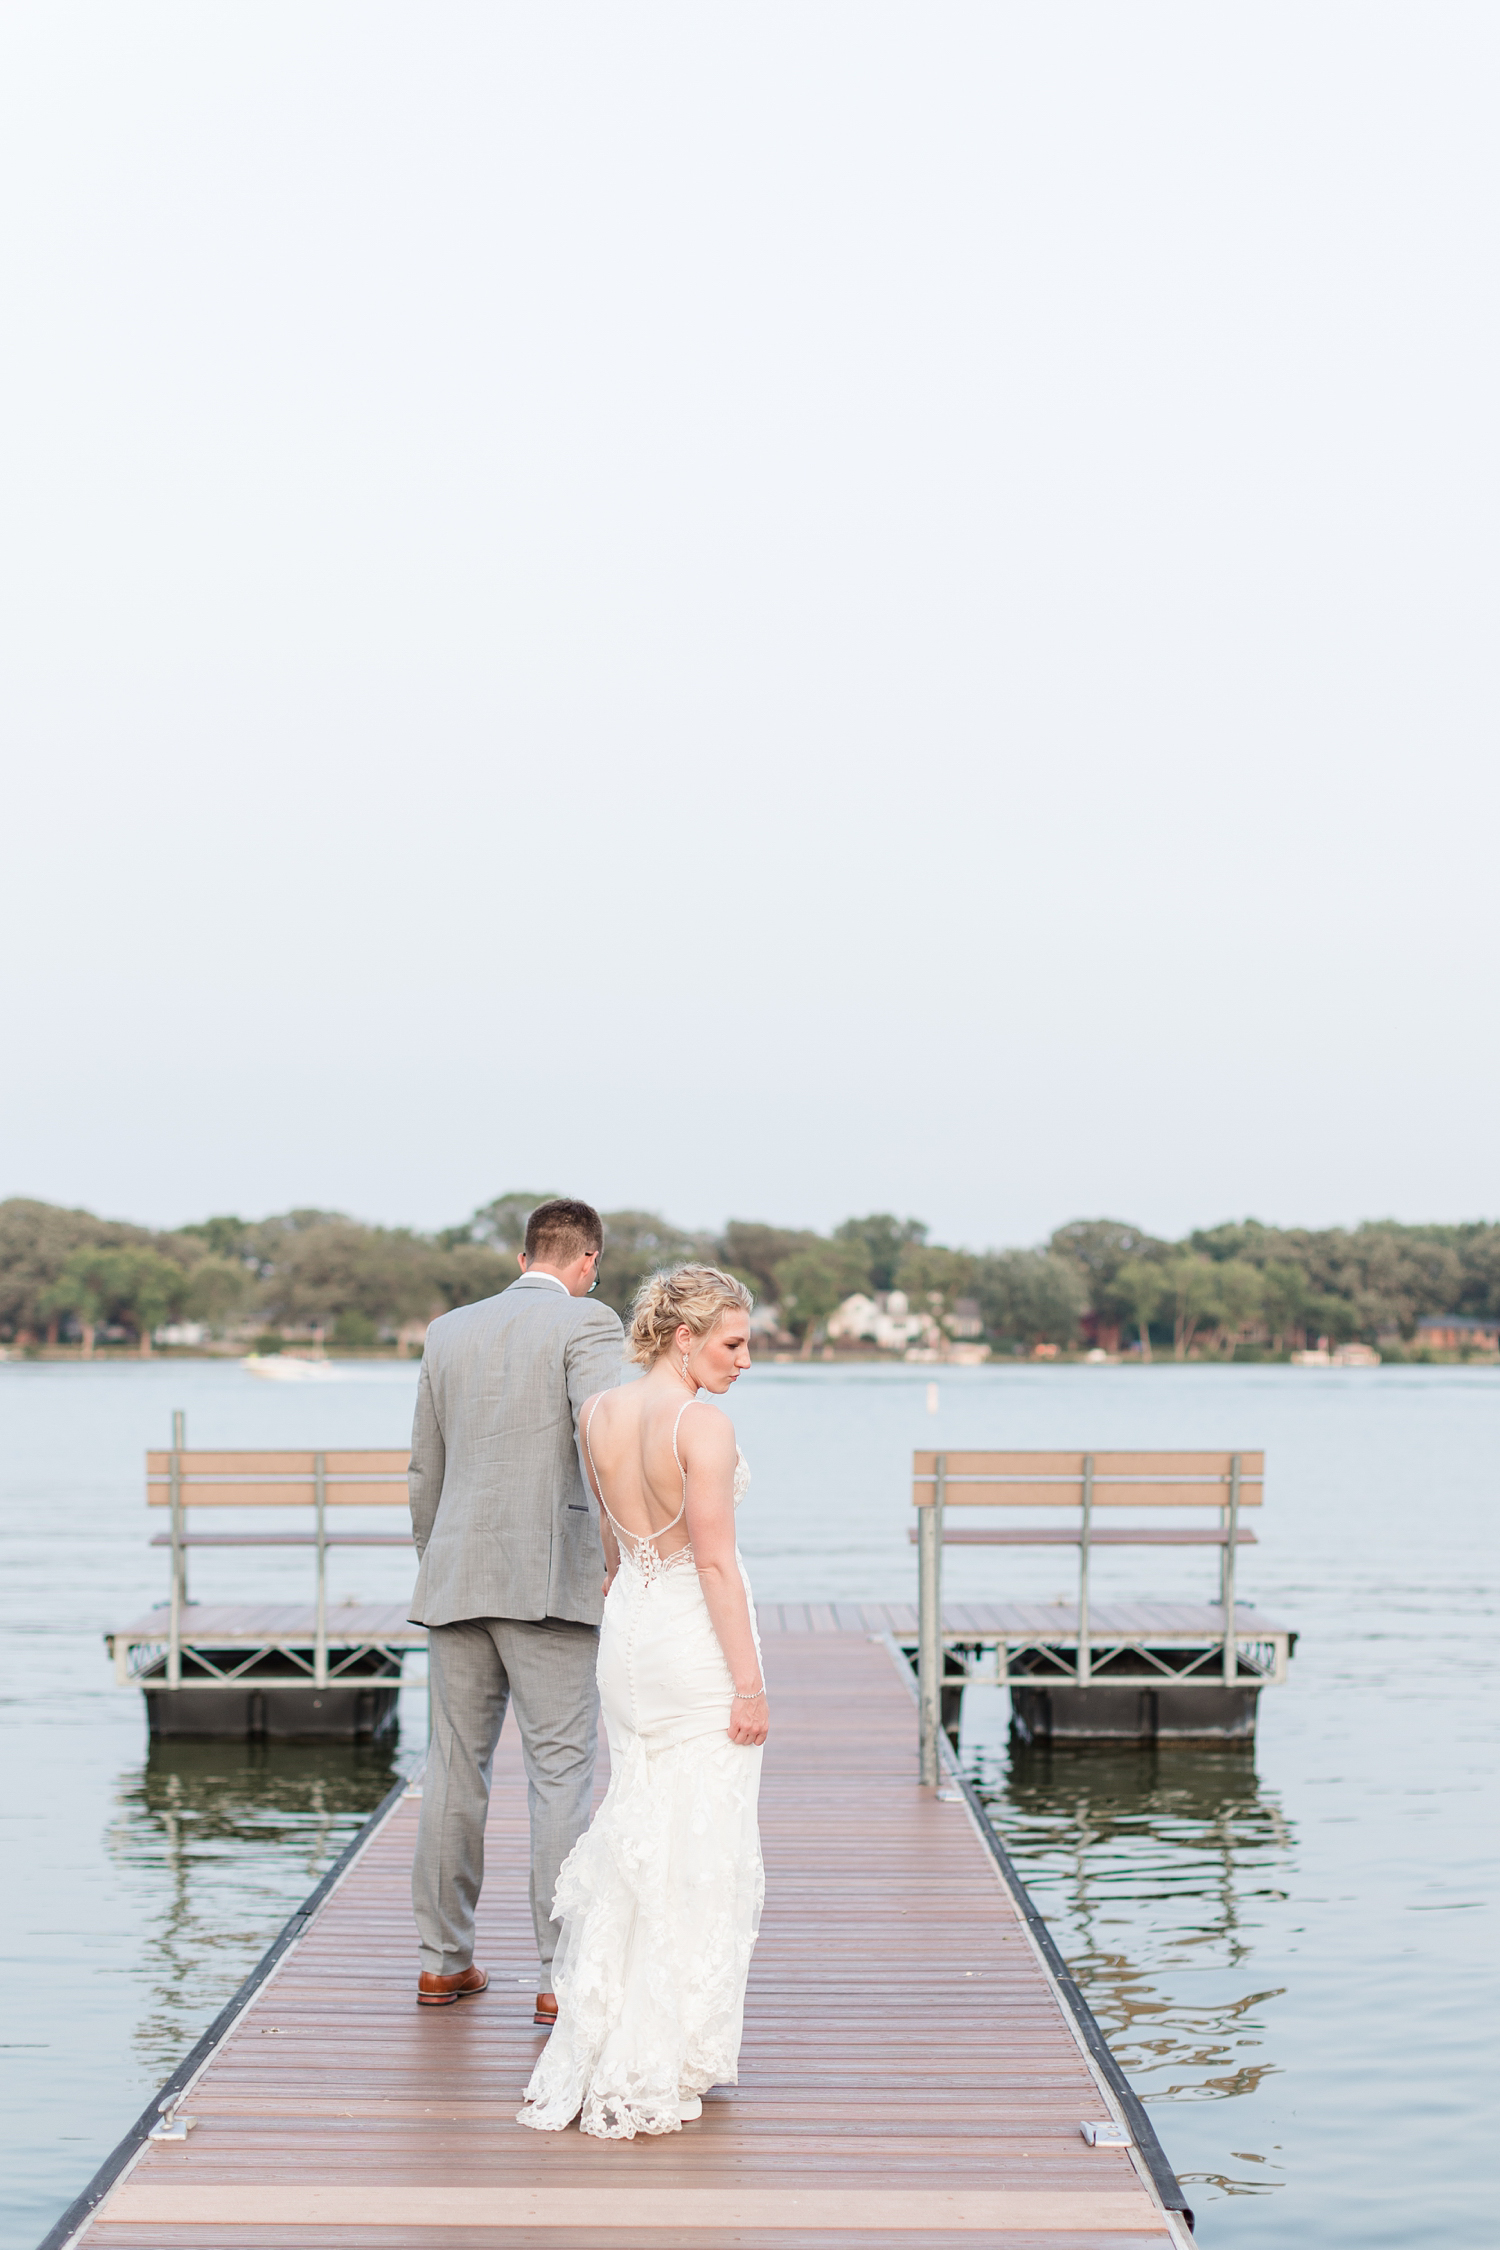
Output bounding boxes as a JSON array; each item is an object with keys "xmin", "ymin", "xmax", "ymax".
[
  {"xmin": 34, "ymin": 1764, "xmax": 416, "ymax": 2250},
  {"xmin": 880, "ymin": 1633, "xmax": 1196, "ymax": 2237}
]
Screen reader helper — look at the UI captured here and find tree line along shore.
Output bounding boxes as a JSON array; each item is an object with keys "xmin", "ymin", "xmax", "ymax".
[{"xmin": 2, "ymin": 1195, "xmax": 1498, "ymax": 1365}]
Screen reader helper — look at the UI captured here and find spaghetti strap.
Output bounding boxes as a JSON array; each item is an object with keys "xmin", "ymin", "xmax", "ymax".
[
  {"xmin": 670, "ymin": 1401, "xmax": 692, "ymax": 1495},
  {"xmin": 583, "ymin": 1396, "xmax": 608, "ymax": 1510}
]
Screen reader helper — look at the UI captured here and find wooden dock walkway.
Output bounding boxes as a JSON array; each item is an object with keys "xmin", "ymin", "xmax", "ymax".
[{"xmin": 65, "ymin": 1626, "xmax": 1193, "ymax": 2248}]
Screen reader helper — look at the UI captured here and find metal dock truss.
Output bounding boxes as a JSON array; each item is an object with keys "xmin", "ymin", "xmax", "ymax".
[{"xmin": 914, "ymin": 1448, "xmax": 1295, "ymax": 1780}]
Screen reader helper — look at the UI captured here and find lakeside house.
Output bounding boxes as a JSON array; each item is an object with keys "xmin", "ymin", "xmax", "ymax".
[
  {"xmin": 825, "ymin": 1289, "xmax": 939, "ymax": 1351},
  {"xmin": 1414, "ymin": 1314, "xmax": 1500, "ymax": 1353}
]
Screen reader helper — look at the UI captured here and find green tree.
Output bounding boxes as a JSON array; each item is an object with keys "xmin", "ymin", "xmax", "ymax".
[
  {"xmin": 181, "ymin": 1256, "xmax": 253, "ymax": 1331},
  {"xmin": 108, "ymin": 1249, "xmax": 188, "ymax": 1353},
  {"xmin": 595, "ymin": 1211, "xmax": 705, "ymax": 1318},
  {"xmin": 772, "ymin": 1241, "xmax": 873, "ymax": 1355},
  {"xmin": 832, "ymin": 1215, "xmax": 927, "ymax": 1294},
  {"xmin": 1048, "ymin": 1219, "xmax": 1168, "ymax": 1333},
  {"xmin": 893, "ymin": 1244, "xmax": 978, "ymax": 1323},
  {"xmin": 452, "ymin": 1191, "xmax": 560, "ymax": 1254},
  {"xmin": 1454, "ymin": 1224, "xmax": 1500, "ymax": 1323},
  {"xmin": 1113, "ymin": 1258, "xmax": 1166, "ymax": 1361},
  {"xmin": 720, "ymin": 1222, "xmax": 821, "ymax": 1304},
  {"xmin": 177, "ymin": 1215, "xmax": 257, "ymax": 1264},
  {"xmin": 1259, "ymin": 1261, "xmax": 1311, "ymax": 1352},
  {"xmin": 0, "ymin": 1197, "xmax": 158, "ymax": 1341},
  {"xmin": 432, "ymin": 1241, "xmax": 513, "ymax": 1312},
  {"xmin": 257, "ymin": 1221, "xmax": 441, "ymax": 1336},
  {"xmin": 1306, "ymin": 1290, "xmax": 1359, "ymax": 1348},
  {"xmin": 43, "ymin": 1245, "xmax": 187, "ymax": 1355},
  {"xmin": 1212, "ymin": 1260, "xmax": 1266, "ymax": 1359},
  {"xmin": 973, "ymin": 1251, "xmax": 1087, "ymax": 1350},
  {"xmin": 1161, "ymin": 1254, "xmax": 1221, "ymax": 1360},
  {"xmin": 40, "ymin": 1249, "xmax": 108, "ymax": 1356}
]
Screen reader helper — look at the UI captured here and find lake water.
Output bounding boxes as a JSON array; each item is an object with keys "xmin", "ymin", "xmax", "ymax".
[{"xmin": 2, "ymin": 1358, "xmax": 1496, "ymax": 2248}]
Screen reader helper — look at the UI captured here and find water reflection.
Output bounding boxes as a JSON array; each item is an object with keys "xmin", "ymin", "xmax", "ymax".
[
  {"xmin": 968, "ymin": 1733, "xmax": 1295, "ymax": 2203},
  {"xmin": 105, "ymin": 1740, "xmax": 401, "ymax": 2078}
]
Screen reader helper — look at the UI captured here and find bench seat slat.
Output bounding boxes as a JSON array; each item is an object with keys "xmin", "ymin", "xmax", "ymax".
[
  {"xmin": 147, "ymin": 1481, "xmax": 409, "ymax": 1506},
  {"xmin": 906, "ymin": 1526, "xmax": 1258, "ymax": 1546},
  {"xmin": 912, "ymin": 1480, "xmax": 1261, "ymax": 1506}
]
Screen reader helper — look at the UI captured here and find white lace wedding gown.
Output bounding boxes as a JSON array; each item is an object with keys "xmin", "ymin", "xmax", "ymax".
[{"xmin": 516, "ymin": 1401, "xmax": 764, "ymax": 2140}]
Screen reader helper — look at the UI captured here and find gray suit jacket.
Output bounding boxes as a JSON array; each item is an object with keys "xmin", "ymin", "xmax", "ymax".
[{"xmin": 407, "ymin": 1274, "xmax": 624, "ymax": 1630}]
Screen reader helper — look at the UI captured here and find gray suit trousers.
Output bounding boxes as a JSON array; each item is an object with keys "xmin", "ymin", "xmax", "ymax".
[{"xmin": 412, "ymin": 1615, "xmax": 600, "ymax": 1980}]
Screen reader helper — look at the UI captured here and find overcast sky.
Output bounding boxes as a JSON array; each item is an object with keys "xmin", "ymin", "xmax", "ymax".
[{"xmin": 2, "ymin": 4, "xmax": 1496, "ymax": 1250}]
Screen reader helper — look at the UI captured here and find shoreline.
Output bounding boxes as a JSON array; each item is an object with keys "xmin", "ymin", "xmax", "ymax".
[{"xmin": 3, "ymin": 1344, "xmax": 1496, "ymax": 1371}]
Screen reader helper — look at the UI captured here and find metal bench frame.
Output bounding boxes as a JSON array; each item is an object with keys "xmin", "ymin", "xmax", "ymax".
[
  {"xmin": 131, "ymin": 1411, "xmax": 415, "ymax": 1693},
  {"xmin": 913, "ymin": 1449, "xmax": 1270, "ymax": 1780}
]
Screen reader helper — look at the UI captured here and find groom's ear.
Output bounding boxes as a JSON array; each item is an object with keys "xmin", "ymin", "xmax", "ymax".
[{"xmin": 517, "ymin": 1251, "xmax": 528, "ymax": 1273}]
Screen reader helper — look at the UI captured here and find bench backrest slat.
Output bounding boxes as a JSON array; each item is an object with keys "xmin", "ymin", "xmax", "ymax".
[
  {"xmin": 146, "ymin": 1448, "xmax": 410, "ymax": 1506},
  {"xmin": 912, "ymin": 1448, "xmax": 1263, "ymax": 1508}
]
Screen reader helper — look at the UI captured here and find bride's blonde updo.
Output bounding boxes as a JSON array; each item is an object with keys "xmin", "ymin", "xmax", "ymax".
[{"xmin": 628, "ymin": 1264, "xmax": 754, "ymax": 1367}]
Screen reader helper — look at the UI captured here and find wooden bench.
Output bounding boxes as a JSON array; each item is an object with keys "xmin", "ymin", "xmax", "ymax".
[
  {"xmin": 147, "ymin": 1413, "xmax": 412, "ymax": 1688},
  {"xmin": 911, "ymin": 1449, "xmax": 1264, "ymax": 1778}
]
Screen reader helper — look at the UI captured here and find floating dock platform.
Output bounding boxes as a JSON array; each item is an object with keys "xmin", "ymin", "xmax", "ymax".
[
  {"xmin": 106, "ymin": 1426, "xmax": 420, "ymax": 1741},
  {"xmin": 55, "ymin": 1621, "xmax": 1195, "ymax": 2249},
  {"xmin": 910, "ymin": 1450, "xmax": 1294, "ymax": 1763},
  {"xmin": 107, "ymin": 1602, "xmax": 418, "ymax": 1741}
]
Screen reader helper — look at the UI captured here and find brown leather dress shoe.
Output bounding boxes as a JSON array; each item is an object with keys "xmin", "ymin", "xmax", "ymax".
[
  {"xmin": 534, "ymin": 1990, "xmax": 558, "ymax": 2029},
  {"xmin": 416, "ymin": 1964, "xmax": 489, "ymax": 2007}
]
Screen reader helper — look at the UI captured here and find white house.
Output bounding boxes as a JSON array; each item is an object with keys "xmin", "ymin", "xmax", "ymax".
[{"xmin": 826, "ymin": 1290, "xmax": 937, "ymax": 1351}]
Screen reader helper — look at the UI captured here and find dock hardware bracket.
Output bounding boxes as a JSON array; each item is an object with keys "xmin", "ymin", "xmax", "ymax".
[{"xmin": 147, "ymin": 2097, "xmax": 197, "ymax": 2143}]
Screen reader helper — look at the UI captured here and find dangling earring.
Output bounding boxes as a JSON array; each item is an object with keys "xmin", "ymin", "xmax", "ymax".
[{"xmin": 681, "ymin": 1351, "xmax": 694, "ymax": 1390}]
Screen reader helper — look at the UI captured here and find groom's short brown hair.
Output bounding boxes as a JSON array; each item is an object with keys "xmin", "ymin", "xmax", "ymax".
[{"xmin": 525, "ymin": 1198, "xmax": 604, "ymax": 1266}]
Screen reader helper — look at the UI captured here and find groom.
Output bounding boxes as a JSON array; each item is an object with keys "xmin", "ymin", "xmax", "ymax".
[{"xmin": 407, "ymin": 1196, "xmax": 623, "ymax": 2022}]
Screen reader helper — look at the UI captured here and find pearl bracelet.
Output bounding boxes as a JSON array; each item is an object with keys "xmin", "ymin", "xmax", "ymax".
[{"xmin": 732, "ymin": 1686, "xmax": 766, "ymax": 1701}]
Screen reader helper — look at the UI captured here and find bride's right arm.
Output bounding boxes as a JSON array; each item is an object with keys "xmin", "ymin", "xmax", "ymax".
[{"xmin": 680, "ymin": 1406, "xmax": 768, "ymax": 1747}]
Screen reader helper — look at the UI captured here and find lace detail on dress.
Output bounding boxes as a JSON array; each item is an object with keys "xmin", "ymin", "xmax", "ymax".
[
  {"xmin": 624, "ymin": 1537, "xmax": 696, "ymax": 1587},
  {"xmin": 517, "ymin": 1725, "xmax": 763, "ymax": 2137}
]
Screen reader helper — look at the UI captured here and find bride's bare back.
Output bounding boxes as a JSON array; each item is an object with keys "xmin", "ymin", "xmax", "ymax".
[{"xmin": 582, "ymin": 1385, "xmax": 704, "ymax": 1567}]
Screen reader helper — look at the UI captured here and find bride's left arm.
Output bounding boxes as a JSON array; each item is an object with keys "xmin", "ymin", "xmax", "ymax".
[{"xmin": 681, "ymin": 1406, "xmax": 768, "ymax": 1747}]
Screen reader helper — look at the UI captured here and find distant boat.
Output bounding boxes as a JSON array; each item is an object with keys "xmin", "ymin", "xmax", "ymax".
[{"xmin": 243, "ymin": 1354, "xmax": 340, "ymax": 1383}]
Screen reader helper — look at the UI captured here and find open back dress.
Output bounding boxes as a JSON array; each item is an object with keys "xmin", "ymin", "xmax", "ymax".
[{"xmin": 516, "ymin": 1399, "xmax": 764, "ymax": 2139}]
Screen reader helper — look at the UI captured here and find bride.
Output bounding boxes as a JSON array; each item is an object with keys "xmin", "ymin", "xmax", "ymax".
[{"xmin": 516, "ymin": 1264, "xmax": 768, "ymax": 2139}]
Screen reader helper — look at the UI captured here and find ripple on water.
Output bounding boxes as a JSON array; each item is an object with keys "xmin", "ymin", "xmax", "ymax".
[
  {"xmin": 105, "ymin": 1741, "xmax": 404, "ymax": 2081},
  {"xmin": 969, "ymin": 1733, "xmax": 1294, "ymax": 2208}
]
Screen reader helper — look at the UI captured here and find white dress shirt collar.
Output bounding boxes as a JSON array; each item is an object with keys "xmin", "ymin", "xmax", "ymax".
[{"xmin": 520, "ymin": 1270, "xmax": 571, "ymax": 1294}]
